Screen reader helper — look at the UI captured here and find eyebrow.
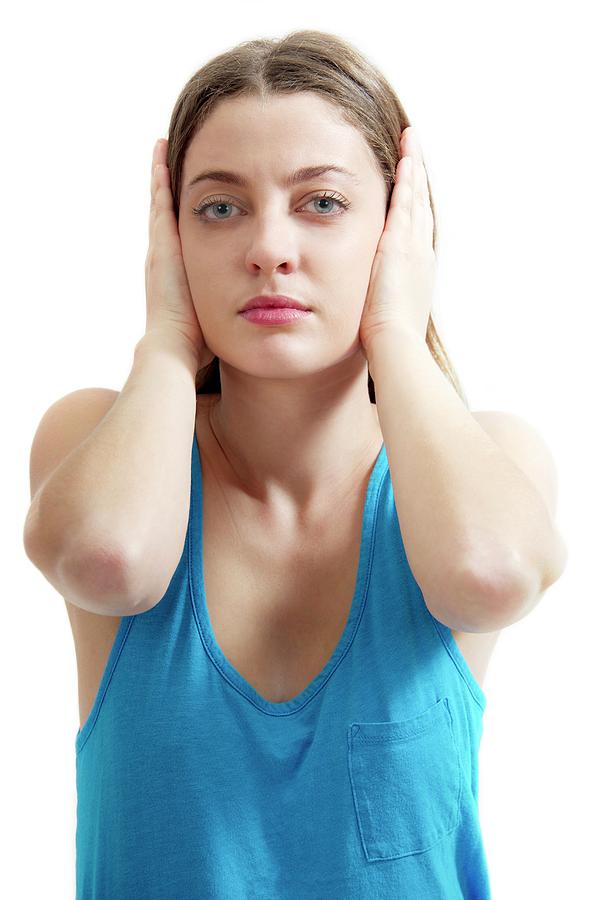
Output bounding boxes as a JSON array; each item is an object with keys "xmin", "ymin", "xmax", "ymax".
[{"xmin": 185, "ymin": 164, "xmax": 360, "ymax": 193}]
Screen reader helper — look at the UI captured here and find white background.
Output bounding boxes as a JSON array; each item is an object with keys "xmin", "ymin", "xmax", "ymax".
[{"xmin": 4, "ymin": 1, "xmax": 598, "ymax": 896}]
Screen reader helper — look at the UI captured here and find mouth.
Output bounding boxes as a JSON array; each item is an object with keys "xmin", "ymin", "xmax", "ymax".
[
  {"xmin": 239, "ymin": 294, "xmax": 310, "ymax": 312},
  {"xmin": 239, "ymin": 305, "xmax": 312, "ymax": 326}
]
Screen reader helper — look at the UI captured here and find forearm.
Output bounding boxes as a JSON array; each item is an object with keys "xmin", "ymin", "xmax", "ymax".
[
  {"xmin": 32, "ymin": 330, "xmax": 200, "ymax": 609},
  {"xmin": 367, "ymin": 328, "xmax": 557, "ymax": 630}
]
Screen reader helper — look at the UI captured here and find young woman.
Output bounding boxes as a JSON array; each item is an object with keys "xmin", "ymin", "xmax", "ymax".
[{"xmin": 24, "ymin": 30, "xmax": 567, "ymax": 899}]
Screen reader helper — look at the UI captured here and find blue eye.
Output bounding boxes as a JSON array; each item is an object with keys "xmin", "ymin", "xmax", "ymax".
[
  {"xmin": 192, "ymin": 191, "xmax": 351, "ymax": 221},
  {"xmin": 192, "ymin": 198, "xmax": 241, "ymax": 220},
  {"xmin": 308, "ymin": 194, "xmax": 350, "ymax": 215}
]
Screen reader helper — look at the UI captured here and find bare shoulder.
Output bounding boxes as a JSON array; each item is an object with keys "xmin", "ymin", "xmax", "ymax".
[
  {"xmin": 28, "ymin": 387, "xmax": 120, "ymax": 504},
  {"xmin": 470, "ymin": 408, "xmax": 561, "ymax": 520}
]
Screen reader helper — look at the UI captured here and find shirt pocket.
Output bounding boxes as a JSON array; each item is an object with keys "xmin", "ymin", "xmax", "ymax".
[{"xmin": 347, "ymin": 696, "xmax": 462, "ymax": 861}]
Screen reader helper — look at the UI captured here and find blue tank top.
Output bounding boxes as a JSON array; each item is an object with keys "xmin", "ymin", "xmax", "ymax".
[{"xmin": 75, "ymin": 431, "xmax": 491, "ymax": 899}]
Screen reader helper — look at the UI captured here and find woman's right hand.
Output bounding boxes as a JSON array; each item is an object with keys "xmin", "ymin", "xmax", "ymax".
[{"xmin": 144, "ymin": 138, "xmax": 215, "ymax": 368}]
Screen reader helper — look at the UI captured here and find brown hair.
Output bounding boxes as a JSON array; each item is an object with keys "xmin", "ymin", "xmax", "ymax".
[{"xmin": 165, "ymin": 29, "xmax": 469, "ymax": 407}]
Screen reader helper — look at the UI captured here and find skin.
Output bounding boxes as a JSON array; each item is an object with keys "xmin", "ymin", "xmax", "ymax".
[{"xmin": 177, "ymin": 91, "xmax": 390, "ymax": 521}]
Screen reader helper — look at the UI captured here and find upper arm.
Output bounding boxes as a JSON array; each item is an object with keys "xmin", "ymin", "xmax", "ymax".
[
  {"xmin": 27, "ymin": 388, "xmax": 120, "ymax": 506},
  {"xmin": 23, "ymin": 387, "xmax": 146, "ymax": 617},
  {"xmin": 24, "ymin": 388, "xmax": 120, "ymax": 564},
  {"xmin": 473, "ymin": 410, "xmax": 561, "ymax": 519},
  {"xmin": 472, "ymin": 409, "xmax": 568, "ymax": 586},
  {"xmin": 435, "ymin": 410, "xmax": 568, "ymax": 634}
]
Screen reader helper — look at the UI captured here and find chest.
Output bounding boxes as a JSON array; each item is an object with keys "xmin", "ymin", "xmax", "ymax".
[
  {"xmin": 68, "ymin": 459, "xmax": 497, "ymax": 732},
  {"xmin": 201, "ymin": 478, "xmax": 364, "ymax": 704}
]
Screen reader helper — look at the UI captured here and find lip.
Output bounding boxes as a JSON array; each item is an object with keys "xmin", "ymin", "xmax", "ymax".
[
  {"xmin": 240, "ymin": 307, "xmax": 312, "ymax": 326},
  {"xmin": 239, "ymin": 294, "xmax": 310, "ymax": 312}
]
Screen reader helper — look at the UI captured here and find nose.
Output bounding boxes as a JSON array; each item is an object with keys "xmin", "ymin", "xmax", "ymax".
[{"xmin": 243, "ymin": 216, "xmax": 300, "ymax": 275}]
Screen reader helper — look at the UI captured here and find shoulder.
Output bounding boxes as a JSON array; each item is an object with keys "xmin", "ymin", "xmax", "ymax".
[
  {"xmin": 28, "ymin": 388, "xmax": 120, "ymax": 503},
  {"xmin": 31, "ymin": 388, "xmax": 120, "ymax": 442},
  {"xmin": 470, "ymin": 409, "xmax": 560, "ymax": 519},
  {"xmin": 34, "ymin": 387, "xmax": 119, "ymax": 423}
]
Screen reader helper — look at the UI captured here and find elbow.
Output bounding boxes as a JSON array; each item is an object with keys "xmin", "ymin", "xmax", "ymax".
[
  {"xmin": 59, "ymin": 541, "xmax": 151, "ymax": 616},
  {"xmin": 458, "ymin": 548, "xmax": 558, "ymax": 631},
  {"xmin": 472, "ymin": 531, "xmax": 570, "ymax": 629},
  {"xmin": 426, "ymin": 532, "xmax": 569, "ymax": 633},
  {"xmin": 425, "ymin": 554, "xmax": 535, "ymax": 633},
  {"xmin": 23, "ymin": 509, "xmax": 152, "ymax": 616},
  {"xmin": 79, "ymin": 535, "xmax": 178, "ymax": 615}
]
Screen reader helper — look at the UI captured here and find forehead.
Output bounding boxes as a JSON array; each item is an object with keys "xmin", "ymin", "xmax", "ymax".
[{"xmin": 181, "ymin": 92, "xmax": 380, "ymax": 190}]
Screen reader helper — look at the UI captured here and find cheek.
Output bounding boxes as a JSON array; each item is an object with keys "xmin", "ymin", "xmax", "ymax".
[
  {"xmin": 322, "ymin": 290, "xmax": 366, "ymax": 348},
  {"xmin": 180, "ymin": 252, "xmax": 220, "ymax": 306},
  {"xmin": 179, "ymin": 223, "xmax": 215, "ymax": 272},
  {"xmin": 337, "ymin": 251, "xmax": 377, "ymax": 309}
]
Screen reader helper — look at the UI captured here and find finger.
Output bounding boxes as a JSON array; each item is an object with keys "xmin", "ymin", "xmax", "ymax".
[
  {"xmin": 411, "ymin": 165, "xmax": 426, "ymax": 248},
  {"xmin": 149, "ymin": 140, "xmax": 172, "ymax": 242},
  {"xmin": 388, "ymin": 126, "xmax": 416, "ymax": 225},
  {"xmin": 150, "ymin": 139, "xmax": 169, "ymax": 208},
  {"xmin": 403, "ymin": 130, "xmax": 434, "ymax": 252},
  {"xmin": 151, "ymin": 138, "xmax": 167, "ymax": 179},
  {"xmin": 150, "ymin": 170, "xmax": 175, "ymax": 253},
  {"xmin": 387, "ymin": 155, "xmax": 413, "ymax": 246},
  {"xmin": 412, "ymin": 157, "xmax": 434, "ymax": 252},
  {"xmin": 411, "ymin": 155, "xmax": 427, "ymax": 243},
  {"xmin": 150, "ymin": 141, "xmax": 162, "ymax": 227},
  {"xmin": 149, "ymin": 153, "xmax": 162, "ymax": 242}
]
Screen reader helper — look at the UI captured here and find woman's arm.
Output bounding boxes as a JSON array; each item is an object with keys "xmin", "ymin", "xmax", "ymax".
[
  {"xmin": 368, "ymin": 327, "xmax": 567, "ymax": 633},
  {"xmin": 24, "ymin": 331, "xmax": 200, "ymax": 615}
]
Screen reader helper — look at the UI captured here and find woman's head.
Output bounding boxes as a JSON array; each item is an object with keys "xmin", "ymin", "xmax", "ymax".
[
  {"xmin": 164, "ymin": 29, "xmax": 468, "ymax": 406},
  {"xmin": 176, "ymin": 90, "xmax": 392, "ymax": 392}
]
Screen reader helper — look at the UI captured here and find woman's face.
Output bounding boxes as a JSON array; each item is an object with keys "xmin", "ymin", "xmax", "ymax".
[{"xmin": 178, "ymin": 91, "xmax": 388, "ymax": 381}]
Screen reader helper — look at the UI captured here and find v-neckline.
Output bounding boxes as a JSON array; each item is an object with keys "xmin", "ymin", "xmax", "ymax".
[{"xmin": 188, "ymin": 428, "xmax": 388, "ymax": 716}]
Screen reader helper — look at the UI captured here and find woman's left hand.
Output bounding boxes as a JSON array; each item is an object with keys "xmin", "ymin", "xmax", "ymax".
[{"xmin": 359, "ymin": 126, "xmax": 437, "ymax": 357}]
